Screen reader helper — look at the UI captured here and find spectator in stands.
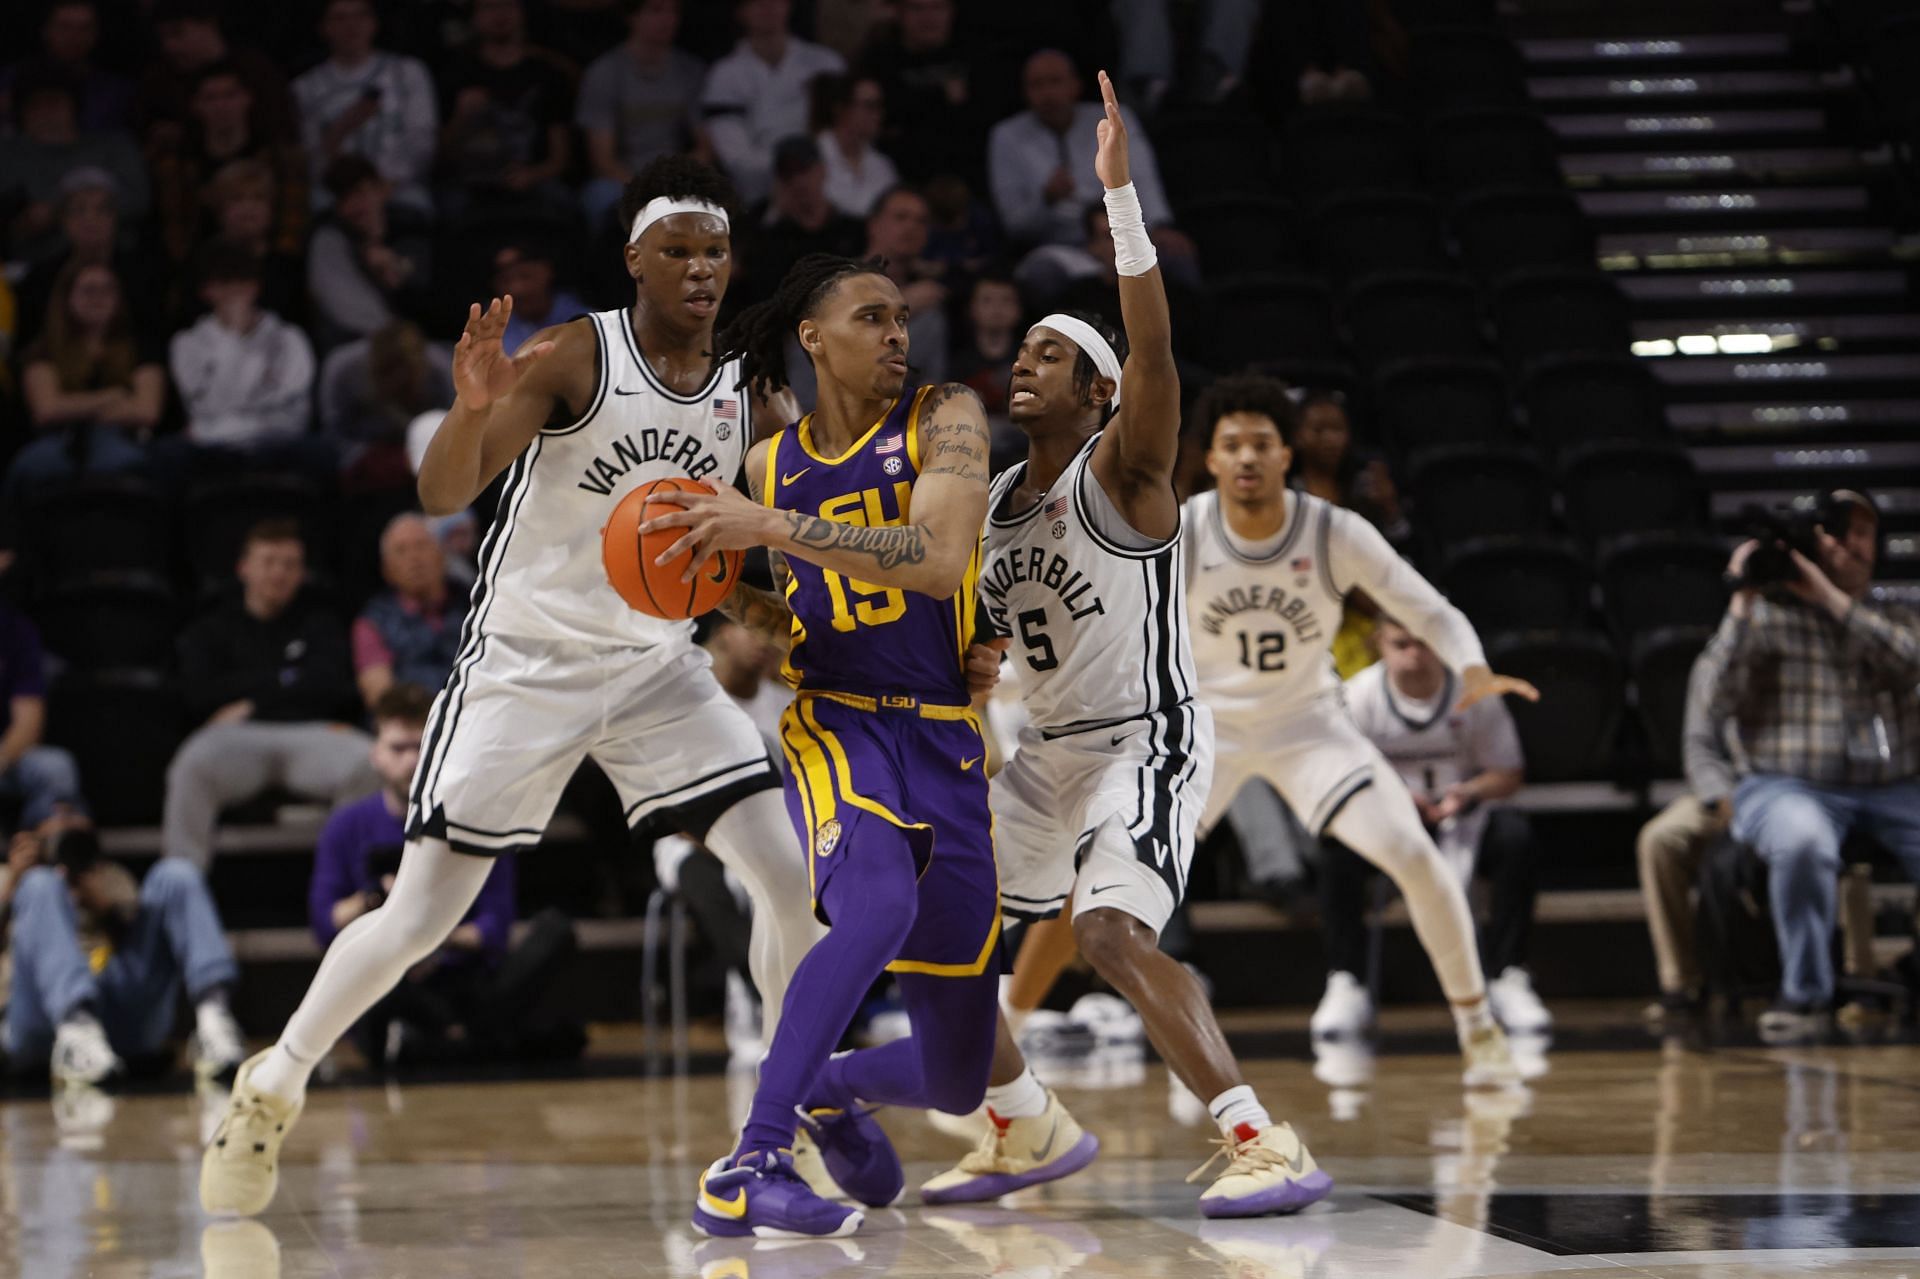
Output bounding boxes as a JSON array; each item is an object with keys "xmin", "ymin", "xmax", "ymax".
[
  {"xmin": 436, "ymin": 0, "xmax": 575, "ymax": 220},
  {"xmin": 291, "ymin": 0, "xmax": 439, "ymax": 214},
  {"xmin": 188, "ymin": 160, "xmax": 307, "ymax": 324},
  {"xmin": 1701, "ymin": 489, "xmax": 1920, "ymax": 1042},
  {"xmin": 701, "ymin": 0, "xmax": 845, "ymax": 204},
  {"xmin": 148, "ymin": 63, "xmax": 309, "ymax": 267},
  {"xmin": 352, "ymin": 515, "xmax": 470, "ymax": 709},
  {"xmin": 742, "ymin": 135, "xmax": 863, "ymax": 302},
  {"xmin": 0, "ymin": 66, "xmax": 149, "ymax": 269},
  {"xmin": 13, "ymin": 167, "xmax": 158, "ymax": 353},
  {"xmin": 856, "ymin": 0, "xmax": 985, "ymax": 185},
  {"xmin": 0, "ymin": 810, "xmax": 246, "ymax": 1086},
  {"xmin": 1110, "ymin": 0, "xmax": 1262, "ymax": 110},
  {"xmin": 862, "ymin": 185, "xmax": 947, "ymax": 383},
  {"xmin": 163, "ymin": 239, "xmax": 324, "ymax": 482},
  {"xmin": 988, "ymin": 50, "xmax": 1185, "ymax": 256},
  {"xmin": 1324, "ymin": 617, "xmax": 1547, "ymax": 1036},
  {"xmin": 1636, "ymin": 648, "xmax": 1738, "ymax": 1023},
  {"xmin": 0, "ymin": 0, "xmax": 133, "ymax": 137},
  {"xmin": 1292, "ymin": 389, "xmax": 1410, "ymax": 548},
  {"xmin": 949, "ymin": 272, "xmax": 1020, "ymax": 467},
  {"xmin": 494, "ymin": 241, "xmax": 588, "ymax": 356},
  {"xmin": 921, "ymin": 173, "xmax": 1002, "ymax": 290},
  {"xmin": 137, "ymin": 0, "xmax": 295, "ymax": 147},
  {"xmin": 164, "ymin": 520, "xmax": 376, "ymax": 872},
  {"xmin": 307, "ymin": 156, "xmax": 432, "ymax": 351},
  {"xmin": 6, "ymin": 261, "xmax": 164, "ymax": 506},
  {"xmin": 0, "ymin": 597, "xmax": 86, "ymax": 832},
  {"xmin": 311, "ymin": 684, "xmax": 581, "ymax": 1067},
  {"xmin": 812, "ymin": 72, "xmax": 897, "ymax": 220},
  {"xmin": 1013, "ymin": 202, "xmax": 1115, "ymax": 309},
  {"xmin": 319, "ymin": 320, "xmax": 454, "ymax": 490},
  {"xmin": 577, "ymin": 0, "xmax": 709, "ymax": 231}
]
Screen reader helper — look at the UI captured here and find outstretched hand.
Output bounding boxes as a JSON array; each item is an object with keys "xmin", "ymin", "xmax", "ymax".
[
  {"xmin": 452, "ymin": 295, "xmax": 556, "ymax": 411},
  {"xmin": 1094, "ymin": 69, "xmax": 1130, "ymax": 190},
  {"xmin": 1456, "ymin": 665, "xmax": 1540, "ymax": 712}
]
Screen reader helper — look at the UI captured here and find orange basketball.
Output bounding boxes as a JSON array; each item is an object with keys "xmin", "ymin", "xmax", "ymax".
[{"xmin": 601, "ymin": 478, "xmax": 744, "ymax": 619}]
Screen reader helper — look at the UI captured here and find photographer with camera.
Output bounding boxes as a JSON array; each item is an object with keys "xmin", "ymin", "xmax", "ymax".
[
  {"xmin": 1701, "ymin": 488, "xmax": 1920, "ymax": 1040},
  {"xmin": 309, "ymin": 684, "xmax": 581, "ymax": 1068},
  {"xmin": 0, "ymin": 811, "xmax": 245, "ymax": 1086}
]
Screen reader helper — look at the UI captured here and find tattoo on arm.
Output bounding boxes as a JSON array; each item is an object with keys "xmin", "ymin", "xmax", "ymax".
[
  {"xmin": 783, "ymin": 512, "xmax": 930, "ymax": 570},
  {"xmin": 918, "ymin": 384, "xmax": 990, "ymax": 481},
  {"xmin": 721, "ymin": 578, "xmax": 793, "ymax": 648}
]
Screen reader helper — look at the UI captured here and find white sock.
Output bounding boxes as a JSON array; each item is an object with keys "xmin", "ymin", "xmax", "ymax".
[
  {"xmin": 983, "ymin": 1068, "xmax": 1048, "ymax": 1120},
  {"xmin": 1208, "ymin": 1085, "xmax": 1272, "ymax": 1140},
  {"xmin": 246, "ymin": 1041, "xmax": 317, "ymax": 1103},
  {"xmin": 1004, "ymin": 1005, "xmax": 1031, "ymax": 1037},
  {"xmin": 1453, "ymin": 995, "xmax": 1496, "ymax": 1039}
]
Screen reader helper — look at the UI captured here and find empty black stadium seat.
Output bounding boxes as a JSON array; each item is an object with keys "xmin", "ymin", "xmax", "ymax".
[
  {"xmin": 1182, "ymin": 195, "xmax": 1304, "ymax": 280},
  {"xmin": 1309, "ymin": 192, "xmax": 1450, "ymax": 283},
  {"xmin": 1453, "ymin": 188, "xmax": 1597, "ymax": 281},
  {"xmin": 183, "ymin": 472, "xmax": 329, "ymax": 594},
  {"xmin": 1283, "ymin": 107, "xmax": 1420, "ymax": 199},
  {"xmin": 1374, "ymin": 359, "xmax": 1514, "ymax": 457},
  {"xmin": 1408, "ymin": 446, "xmax": 1551, "ymax": 551},
  {"xmin": 1598, "ymin": 532, "xmax": 1730, "ymax": 644},
  {"xmin": 1205, "ymin": 275, "xmax": 1339, "ymax": 372},
  {"xmin": 1492, "ymin": 269, "xmax": 1633, "ymax": 374},
  {"xmin": 1522, "ymin": 354, "xmax": 1668, "ymax": 456},
  {"xmin": 1346, "ymin": 271, "xmax": 1487, "ymax": 368},
  {"xmin": 1153, "ymin": 111, "xmax": 1282, "ymax": 203},
  {"xmin": 21, "ymin": 473, "xmax": 173, "ymax": 587},
  {"xmin": 1485, "ymin": 629, "xmax": 1625, "ymax": 782},
  {"xmin": 36, "ymin": 572, "xmax": 179, "ymax": 671},
  {"xmin": 1560, "ymin": 442, "xmax": 1706, "ymax": 545},
  {"xmin": 46, "ymin": 668, "xmax": 187, "ymax": 826},
  {"xmin": 1443, "ymin": 535, "xmax": 1592, "ymax": 634},
  {"xmin": 1630, "ymin": 625, "xmax": 1714, "ymax": 779},
  {"xmin": 1425, "ymin": 110, "xmax": 1563, "ymax": 193},
  {"xmin": 1408, "ymin": 26, "xmax": 1531, "ymax": 112}
]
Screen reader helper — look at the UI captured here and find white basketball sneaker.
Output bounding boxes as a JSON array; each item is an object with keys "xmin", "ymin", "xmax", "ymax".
[
  {"xmin": 1309, "ymin": 972, "xmax": 1373, "ymax": 1040},
  {"xmin": 1190, "ymin": 1123, "xmax": 1335, "ymax": 1218},
  {"xmin": 919, "ymin": 1091, "xmax": 1100, "ymax": 1204},
  {"xmin": 200, "ymin": 1051, "xmax": 304, "ymax": 1216},
  {"xmin": 1487, "ymin": 968, "xmax": 1552, "ymax": 1035},
  {"xmin": 51, "ymin": 1017, "xmax": 123, "ymax": 1087}
]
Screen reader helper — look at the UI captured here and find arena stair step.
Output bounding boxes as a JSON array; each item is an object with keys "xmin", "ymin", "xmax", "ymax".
[
  {"xmin": 1668, "ymin": 396, "xmax": 1920, "ymax": 439},
  {"xmin": 1548, "ymin": 108, "xmax": 1828, "ymax": 147},
  {"xmin": 1529, "ymin": 68, "xmax": 1844, "ymax": 107},
  {"xmin": 1601, "ymin": 226, "xmax": 1907, "ymax": 269},
  {"xmin": 1618, "ymin": 268, "xmax": 1911, "ymax": 313},
  {"xmin": 1519, "ymin": 33, "xmax": 1795, "ymax": 69},
  {"xmin": 1686, "ymin": 438, "xmax": 1920, "ymax": 478},
  {"xmin": 1579, "ymin": 187, "xmax": 1874, "ymax": 228},
  {"xmin": 1560, "ymin": 145, "xmax": 1873, "ymax": 186},
  {"xmin": 1632, "ymin": 313, "xmax": 1920, "ymax": 354},
  {"xmin": 1649, "ymin": 351, "xmax": 1920, "ymax": 391}
]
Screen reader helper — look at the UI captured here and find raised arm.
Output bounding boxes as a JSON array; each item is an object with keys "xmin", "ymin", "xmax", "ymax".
[
  {"xmin": 417, "ymin": 295, "xmax": 575, "ymax": 515},
  {"xmin": 642, "ymin": 383, "xmax": 992, "ymax": 600}
]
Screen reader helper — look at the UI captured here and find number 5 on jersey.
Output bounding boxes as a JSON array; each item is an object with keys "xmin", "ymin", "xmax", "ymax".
[{"xmin": 1019, "ymin": 608, "xmax": 1058, "ymax": 671}]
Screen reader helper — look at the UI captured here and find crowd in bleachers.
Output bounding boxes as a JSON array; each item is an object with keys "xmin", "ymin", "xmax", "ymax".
[{"xmin": 0, "ymin": 0, "xmax": 1914, "ymax": 1081}]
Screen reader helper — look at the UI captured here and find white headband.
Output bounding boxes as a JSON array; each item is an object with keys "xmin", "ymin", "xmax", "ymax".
[
  {"xmin": 629, "ymin": 197, "xmax": 730, "ymax": 244},
  {"xmin": 1032, "ymin": 313, "xmax": 1122, "ymax": 409}
]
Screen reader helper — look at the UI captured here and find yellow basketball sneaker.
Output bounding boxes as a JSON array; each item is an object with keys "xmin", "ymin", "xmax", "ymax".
[
  {"xmin": 1460, "ymin": 1022, "xmax": 1523, "ymax": 1090},
  {"xmin": 200, "ymin": 1051, "xmax": 303, "ymax": 1216},
  {"xmin": 1190, "ymin": 1123, "xmax": 1334, "ymax": 1218},
  {"xmin": 918, "ymin": 1090, "xmax": 1099, "ymax": 1203}
]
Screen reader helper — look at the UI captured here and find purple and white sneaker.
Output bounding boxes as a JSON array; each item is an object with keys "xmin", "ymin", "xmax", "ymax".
[
  {"xmin": 1191, "ymin": 1123, "xmax": 1334, "ymax": 1218},
  {"xmin": 919, "ymin": 1090, "xmax": 1100, "ymax": 1204},
  {"xmin": 692, "ymin": 1149, "xmax": 864, "ymax": 1238}
]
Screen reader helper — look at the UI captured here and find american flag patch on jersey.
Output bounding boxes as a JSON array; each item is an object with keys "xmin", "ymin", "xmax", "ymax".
[
  {"xmin": 875, "ymin": 433, "xmax": 905, "ymax": 454},
  {"xmin": 1045, "ymin": 494, "xmax": 1070, "ymax": 519},
  {"xmin": 713, "ymin": 397, "xmax": 738, "ymax": 419},
  {"xmin": 1291, "ymin": 556, "xmax": 1313, "ymax": 573}
]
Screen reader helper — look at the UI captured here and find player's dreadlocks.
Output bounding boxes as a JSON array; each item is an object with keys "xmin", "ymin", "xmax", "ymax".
[
  {"xmin": 719, "ymin": 253, "xmax": 890, "ymax": 397},
  {"xmin": 1192, "ymin": 372, "xmax": 1299, "ymax": 444},
  {"xmin": 616, "ymin": 155, "xmax": 738, "ymax": 233}
]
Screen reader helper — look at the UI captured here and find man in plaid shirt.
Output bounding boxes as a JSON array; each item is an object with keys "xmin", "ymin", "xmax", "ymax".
[{"xmin": 1699, "ymin": 489, "xmax": 1920, "ymax": 1040}]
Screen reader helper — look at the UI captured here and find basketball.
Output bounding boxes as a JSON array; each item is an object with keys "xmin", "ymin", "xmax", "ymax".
[{"xmin": 601, "ymin": 478, "xmax": 743, "ymax": 619}]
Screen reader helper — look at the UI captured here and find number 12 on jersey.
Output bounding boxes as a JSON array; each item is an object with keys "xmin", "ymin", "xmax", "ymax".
[{"xmin": 1238, "ymin": 630, "xmax": 1286, "ymax": 671}]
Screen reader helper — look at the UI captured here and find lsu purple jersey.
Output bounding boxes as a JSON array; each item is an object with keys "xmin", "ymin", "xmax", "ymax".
[{"xmin": 761, "ymin": 386, "xmax": 980, "ymax": 705}]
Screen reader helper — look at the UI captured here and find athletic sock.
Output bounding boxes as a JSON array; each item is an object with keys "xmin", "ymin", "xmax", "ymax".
[
  {"xmin": 983, "ymin": 1068, "xmax": 1048, "ymax": 1120},
  {"xmin": 1207, "ymin": 1085, "xmax": 1272, "ymax": 1141},
  {"xmin": 247, "ymin": 1041, "xmax": 317, "ymax": 1104},
  {"xmin": 1452, "ymin": 995, "xmax": 1497, "ymax": 1040}
]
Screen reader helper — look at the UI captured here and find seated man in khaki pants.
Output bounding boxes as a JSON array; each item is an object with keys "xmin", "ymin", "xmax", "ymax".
[{"xmin": 1636, "ymin": 646, "xmax": 1738, "ymax": 1022}]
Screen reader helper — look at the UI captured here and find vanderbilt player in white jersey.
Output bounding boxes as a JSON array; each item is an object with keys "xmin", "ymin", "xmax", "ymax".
[
  {"xmin": 200, "ymin": 158, "xmax": 825, "ymax": 1217},
  {"xmin": 1186, "ymin": 372, "xmax": 1538, "ymax": 1085},
  {"xmin": 922, "ymin": 71, "xmax": 1333, "ymax": 1219}
]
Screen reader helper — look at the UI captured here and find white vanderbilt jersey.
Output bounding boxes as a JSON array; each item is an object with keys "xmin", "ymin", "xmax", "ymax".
[
  {"xmin": 470, "ymin": 307, "xmax": 749, "ymax": 647},
  {"xmin": 982, "ymin": 433, "xmax": 1197, "ymax": 733},
  {"xmin": 1184, "ymin": 488, "xmax": 1488, "ymax": 719}
]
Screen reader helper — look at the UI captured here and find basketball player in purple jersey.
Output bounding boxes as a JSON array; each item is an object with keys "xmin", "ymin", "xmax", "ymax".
[{"xmin": 644, "ymin": 255, "xmax": 999, "ymax": 1238}]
